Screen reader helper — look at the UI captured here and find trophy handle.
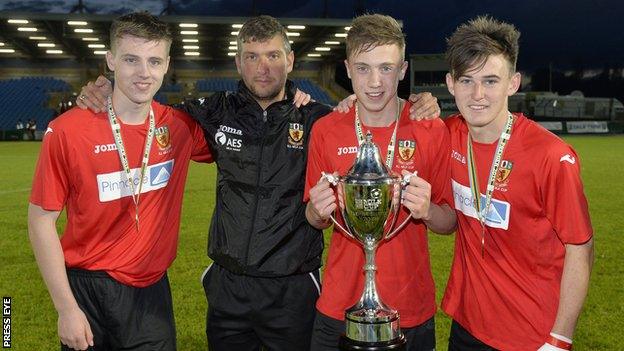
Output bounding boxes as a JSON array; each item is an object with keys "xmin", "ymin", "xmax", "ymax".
[
  {"xmin": 385, "ymin": 171, "xmax": 417, "ymax": 240},
  {"xmin": 320, "ymin": 172, "xmax": 357, "ymax": 241},
  {"xmin": 385, "ymin": 215, "xmax": 412, "ymax": 240},
  {"xmin": 328, "ymin": 214, "xmax": 356, "ymax": 240}
]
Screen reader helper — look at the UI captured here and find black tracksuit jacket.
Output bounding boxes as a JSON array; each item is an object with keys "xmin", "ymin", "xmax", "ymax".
[{"xmin": 180, "ymin": 80, "xmax": 333, "ymax": 277}]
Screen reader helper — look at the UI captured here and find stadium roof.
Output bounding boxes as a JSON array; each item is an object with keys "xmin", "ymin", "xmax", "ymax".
[{"xmin": 0, "ymin": 12, "xmax": 364, "ymax": 62}]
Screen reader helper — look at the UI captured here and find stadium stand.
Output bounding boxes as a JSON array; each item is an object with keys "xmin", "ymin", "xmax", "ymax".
[
  {"xmin": 196, "ymin": 78, "xmax": 238, "ymax": 92},
  {"xmin": 0, "ymin": 77, "xmax": 71, "ymax": 130},
  {"xmin": 158, "ymin": 82, "xmax": 183, "ymax": 93},
  {"xmin": 0, "ymin": 77, "xmax": 335, "ymax": 135},
  {"xmin": 293, "ymin": 79, "xmax": 335, "ymax": 106},
  {"xmin": 153, "ymin": 93, "xmax": 168, "ymax": 105}
]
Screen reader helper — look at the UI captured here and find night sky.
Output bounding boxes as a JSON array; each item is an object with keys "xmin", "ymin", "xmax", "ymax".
[
  {"xmin": 1, "ymin": 0, "xmax": 623, "ymax": 98},
  {"xmin": 1, "ymin": 0, "xmax": 622, "ymax": 71}
]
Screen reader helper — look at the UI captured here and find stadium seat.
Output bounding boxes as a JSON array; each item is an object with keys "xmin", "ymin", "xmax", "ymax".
[{"xmin": 0, "ymin": 77, "xmax": 71, "ymax": 130}]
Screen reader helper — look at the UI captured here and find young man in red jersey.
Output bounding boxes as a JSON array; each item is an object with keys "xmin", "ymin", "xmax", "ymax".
[
  {"xmin": 305, "ymin": 14, "xmax": 457, "ymax": 351},
  {"xmin": 441, "ymin": 16, "xmax": 594, "ymax": 351},
  {"xmin": 28, "ymin": 12, "xmax": 210, "ymax": 350}
]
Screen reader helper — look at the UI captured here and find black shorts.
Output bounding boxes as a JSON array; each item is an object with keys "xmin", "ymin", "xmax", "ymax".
[
  {"xmin": 310, "ymin": 311, "xmax": 436, "ymax": 351},
  {"xmin": 202, "ymin": 263, "xmax": 321, "ymax": 351},
  {"xmin": 62, "ymin": 268, "xmax": 176, "ymax": 351},
  {"xmin": 448, "ymin": 320, "xmax": 498, "ymax": 351}
]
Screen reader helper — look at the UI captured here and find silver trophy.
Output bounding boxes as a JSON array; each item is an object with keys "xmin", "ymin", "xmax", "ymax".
[{"xmin": 323, "ymin": 132, "xmax": 414, "ymax": 350}]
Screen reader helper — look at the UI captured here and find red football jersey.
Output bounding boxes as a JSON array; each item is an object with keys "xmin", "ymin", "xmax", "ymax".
[
  {"xmin": 30, "ymin": 102, "xmax": 211, "ymax": 287},
  {"xmin": 304, "ymin": 103, "xmax": 452, "ymax": 327},
  {"xmin": 441, "ymin": 113, "xmax": 593, "ymax": 350}
]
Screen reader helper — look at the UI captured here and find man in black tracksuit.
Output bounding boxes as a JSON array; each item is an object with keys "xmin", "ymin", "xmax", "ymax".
[
  {"xmin": 183, "ymin": 77, "xmax": 331, "ymax": 350},
  {"xmin": 180, "ymin": 17, "xmax": 333, "ymax": 350}
]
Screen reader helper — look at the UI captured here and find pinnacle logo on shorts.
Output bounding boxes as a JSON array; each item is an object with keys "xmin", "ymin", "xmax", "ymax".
[
  {"xmin": 96, "ymin": 159, "xmax": 175, "ymax": 202},
  {"xmin": 154, "ymin": 125, "xmax": 171, "ymax": 151},
  {"xmin": 495, "ymin": 159, "xmax": 513, "ymax": 189},
  {"xmin": 452, "ymin": 179, "xmax": 510, "ymax": 230},
  {"xmin": 215, "ymin": 124, "xmax": 243, "ymax": 152},
  {"xmin": 287, "ymin": 123, "xmax": 304, "ymax": 149},
  {"xmin": 398, "ymin": 140, "xmax": 416, "ymax": 162}
]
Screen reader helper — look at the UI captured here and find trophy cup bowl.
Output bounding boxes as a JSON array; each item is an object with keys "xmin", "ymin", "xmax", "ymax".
[{"xmin": 323, "ymin": 132, "xmax": 413, "ymax": 350}]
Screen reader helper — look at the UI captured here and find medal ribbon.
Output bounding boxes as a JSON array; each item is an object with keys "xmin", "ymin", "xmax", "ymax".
[
  {"xmin": 466, "ymin": 112, "xmax": 514, "ymax": 255},
  {"xmin": 107, "ymin": 96, "xmax": 155, "ymax": 231},
  {"xmin": 355, "ymin": 98, "xmax": 402, "ymax": 169}
]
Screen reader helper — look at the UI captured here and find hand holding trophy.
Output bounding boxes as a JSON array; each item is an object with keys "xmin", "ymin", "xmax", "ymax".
[{"xmin": 321, "ymin": 132, "xmax": 415, "ymax": 350}]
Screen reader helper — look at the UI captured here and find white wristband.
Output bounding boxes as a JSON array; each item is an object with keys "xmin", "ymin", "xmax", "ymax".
[
  {"xmin": 537, "ymin": 343, "xmax": 567, "ymax": 351},
  {"xmin": 550, "ymin": 332, "xmax": 573, "ymax": 344}
]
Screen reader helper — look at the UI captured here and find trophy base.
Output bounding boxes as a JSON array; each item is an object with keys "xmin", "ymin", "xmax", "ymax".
[
  {"xmin": 344, "ymin": 309, "xmax": 401, "ymax": 343},
  {"xmin": 339, "ymin": 334, "xmax": 407, "ymax": 351}
]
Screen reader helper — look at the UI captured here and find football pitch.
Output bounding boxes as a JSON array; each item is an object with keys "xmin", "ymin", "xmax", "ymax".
[{"xmin": 1, "ymin": 136, "xmax": 622, "ymax": 350}]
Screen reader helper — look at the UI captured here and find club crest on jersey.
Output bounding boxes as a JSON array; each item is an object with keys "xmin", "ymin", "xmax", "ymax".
[
  {"xmin": 155, "ymin": 125, "xmax": 171, "ymax": 151},
  {"xmin": 288, "ymin": 122, "xmax": 304, "ymax": 149},
  {"xmin": 398, "ymin": 140, "xmax": 416, "ymax": 162},
  {"xmin": 495, "ymin": 159, "xmax": 513, "ymax": 188}
]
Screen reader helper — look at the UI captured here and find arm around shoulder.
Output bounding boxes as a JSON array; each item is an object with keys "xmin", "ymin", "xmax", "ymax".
[
  {"xmin": 174, "ymin": 93, "xmax": 224, "ymax": 128},
  {"xmin": 300, "ymin": 101, "xmax": 333, "ymax": 124}
]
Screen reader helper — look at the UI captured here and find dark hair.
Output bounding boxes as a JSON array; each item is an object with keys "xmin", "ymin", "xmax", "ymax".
[
  {"xmin": 237, "ymin": 15, "xmax": 290, "ymax": 54},
  {"xmin": 446, "ymin": 15, "xmax": 520, "ymax": 79},
  {"xmin": 110, "ymin": 11, "xmax": 172, "ymax": 53}
]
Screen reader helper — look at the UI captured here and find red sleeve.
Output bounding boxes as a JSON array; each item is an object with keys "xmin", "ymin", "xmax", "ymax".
[
  {"xmin": 29, "ymin": 124, "xmax": 70, "ymax": 211},
  {"xmin": 189, "ymin": 117, "xmax": 213, "ymax": 163},
  {"xmin": 174, "ymin": 109, "xmax": 213, "ymax": 163},
  {"xmin": 426, "ymin": 120, "xmax": 452, "ymax": 206},
  {"xmin": 541, "ymin": 145, "xmax": 593, "ymax": 244},
  {"xmin": 304, "ymin": 121, "xmax": 329, "ymax": 202}
]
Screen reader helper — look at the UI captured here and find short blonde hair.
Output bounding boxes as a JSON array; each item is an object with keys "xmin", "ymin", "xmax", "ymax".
[
  {"xmin": 346, "ymin": 14, "xmax": 405, "ymax": 60},
  {"xmin": 110, "ymin": 11, "xmax": 172, "ymax": 53}
]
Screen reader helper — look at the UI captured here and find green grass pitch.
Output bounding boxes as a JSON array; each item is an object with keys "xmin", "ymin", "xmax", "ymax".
[{"xmin": 0, "ymin": 136, "xmax": 622, "ymax": 350}]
